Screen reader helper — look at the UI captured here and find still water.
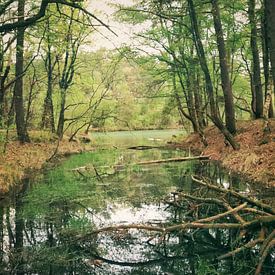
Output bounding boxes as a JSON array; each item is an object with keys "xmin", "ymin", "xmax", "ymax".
[{"xmin": 0, "ymin": 130, "xmax": 274, "ymax": 274}]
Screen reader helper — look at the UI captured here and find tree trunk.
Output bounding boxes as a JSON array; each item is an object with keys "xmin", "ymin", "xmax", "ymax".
[
  {"xmin": 41, "ymin": 19, "xmax": 55, "ymax": 132},
  {"xmin": 56, "ymin": 89, "xmax": 66, "ymax": 137},
  {"xmin": 266, "ymin": 0, "xmax": 275, "ymax": 104},
  {"xmin": 41, "ymin": 50, "xmax": 55, "ymax": 132},
  {"xmin": 261, "ymin": 0, "xmax": 274, "ymax": 118},
  {"xmin": 41, "ymin": 76, "xmax": 55, "ymax": 132},
  {"xmin": 14, "ymin": 0, "xmax": 30, "ymax": 143},
  {"xmin": 248, "ymin": 0, "xmax": 263, "ymax": 118},
  {"xmin": 0, "ymin": 65, "xmax": 10, "ymax": 127},
  {"xmin": 194, "ymin": 68, "xmax": 206, "ymax": 129},
  {"xmin": 187, "ymin": 0, "xmax": 239, "ymax": 150},
  {"xmin": 211, "ymin": 0, "xmax": 236, "ymax": 134}
]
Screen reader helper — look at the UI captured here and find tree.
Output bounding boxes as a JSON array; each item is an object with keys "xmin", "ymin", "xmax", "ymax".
[
  {"xmin": 187, "ymin": 0, "xmax": 239, "ymax": 149},
  {"xmin": 0, "ymin": 36, "xmax": 13, "ymax": 127},
  {"xmin": 266, "ymin": 0, "xmax": 275, "ymax": 99},
  {"xmin": 211, "ymin": 0, "xmax": 236, "ymax": 134},
  {"xmin": 0, "ymin": 0, "xmax": 113, "ymax": 142},
  {"xmin": 41, "ymin": 15, "xmax": 57, "ymax": 132},
  {"xmin": 248, "ymin": 0, "xmax": 263, "ymax": 118},
  {"xmin": 13, "ymin": 0, "xmax": 30, "ymax": 143},
  {"xmin": 56, "ymin": 8, "xmax": 89, "ymax": 138}
]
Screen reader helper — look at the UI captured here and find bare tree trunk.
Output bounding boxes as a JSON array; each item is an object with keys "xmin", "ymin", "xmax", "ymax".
[
  {"xmin": 187, "ymin": 0, "xmax": 239, "ymax": 150},
  {"xmin": 14, "ymin": 0, "xmax": 30, "ymax": 143},
  {"xmin": 248, "ymin": 0, "xmax": 263, "ymax": 118},
  {"xmin": 211, "ymin": 0, "xmax": 236, "ymax": 134}
]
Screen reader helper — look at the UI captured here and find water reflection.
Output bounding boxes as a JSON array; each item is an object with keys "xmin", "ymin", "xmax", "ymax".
[{"xmin": 0, "ymin": 130, "xmax": 274, "ymax": 274}]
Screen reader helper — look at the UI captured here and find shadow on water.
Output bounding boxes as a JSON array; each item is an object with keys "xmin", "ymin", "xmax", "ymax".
[{"xmin": 0, "ymin": 130, "xmax": 274, "ymax": 274}]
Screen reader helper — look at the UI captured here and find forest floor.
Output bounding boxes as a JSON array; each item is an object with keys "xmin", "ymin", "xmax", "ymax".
[
  {"xmin": 174, "ymin": 119, "xmax": 275, "ymax": 187},
  {"xmin": 0, "ymin": 131, "xmax": 93, "ymax": 194}
]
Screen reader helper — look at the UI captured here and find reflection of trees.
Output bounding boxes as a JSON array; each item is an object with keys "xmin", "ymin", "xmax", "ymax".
[
  {"xmin": 0, "ymin": 206, "xmax": 3, "ymax": 267},
  {"xmin": 86, "ymin": 177, "xmax": 274, "ymax": 275}
]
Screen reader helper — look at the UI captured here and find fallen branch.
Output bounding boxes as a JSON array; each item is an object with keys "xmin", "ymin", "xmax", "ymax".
[
  {"xmin": 196, "ymin": 203, "xmax": 247, "ymax": 223},
  {"xmin": 223, "ymin": 202, "xmax": 246, "ymax": 224},
  {"xmin": 175, "ymin": 192, "xmax": 226, "ymax": 207},
  {"xmin": 242, "ymin": 208, "xmax": 273, "ymax": 217},
  {"xmin": 218, "ymin": 238, "xmax": 264, "ymax": 260},
  {"xmin": 191, "ymin": 176, "xmax": 275, "ymax": 215},
  {"xmin": 255, "ymin": 239, "xmax": 275, "ymax": 275},
  {"xmin": 259, "ymin": 229, "xmax": 275, "ymax": 255},
  {"xmin": 84, "ymin": 215, "xmax": 275, "ymax": 237}
]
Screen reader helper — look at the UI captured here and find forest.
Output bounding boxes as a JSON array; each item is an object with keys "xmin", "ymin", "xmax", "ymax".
[
  {"xmin": 0, "ymin": 0, "xmax": 274, "ymax": 144},
  {"xmin": 0, "ymin": 0, "xmax": 274, "ymax": 274}
]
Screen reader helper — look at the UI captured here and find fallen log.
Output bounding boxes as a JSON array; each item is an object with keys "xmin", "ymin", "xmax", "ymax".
[
  {"xmin": 135, "ymin": 155, "xmax": 209, "ymax": 165},
  {"xmin": 70, "ymin": 156, "xmax": 209, "ymax": 174}
]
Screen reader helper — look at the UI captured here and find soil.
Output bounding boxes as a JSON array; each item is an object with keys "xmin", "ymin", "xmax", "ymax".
[
  {"xmin": 174, "ymin": 119, "xmax": 275, "ymax": 187},
  {"xmin": 0, "ymin": 133, "xmax": 94, "ymax": 194}
]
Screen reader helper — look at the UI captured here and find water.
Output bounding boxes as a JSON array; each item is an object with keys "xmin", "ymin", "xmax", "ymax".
[{"xmin": 0, "ymin": 130, "xmax": 274, "ymax": 274}]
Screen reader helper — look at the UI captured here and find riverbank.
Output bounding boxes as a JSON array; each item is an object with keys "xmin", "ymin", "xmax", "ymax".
[
  {"xmin": 174, "ymin": 120, "xmax": 275, "ymax": 187},
  {"xmin": 1, "ymin": 122, "xmax": 274, "ymax": 194},
  {"xmin": 0, "ymin": 131, "xmax": 94, "ymax": 194}
]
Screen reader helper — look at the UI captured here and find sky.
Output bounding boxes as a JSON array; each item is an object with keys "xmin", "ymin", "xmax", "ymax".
[{"xmin": 87, "ymin": 0, "xmax": 148, "ymax": 51}]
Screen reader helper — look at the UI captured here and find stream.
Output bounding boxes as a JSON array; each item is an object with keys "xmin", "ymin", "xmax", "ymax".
[{"xmin": 0, "ymin": 130, "xmax": 274, "ymax": 274}]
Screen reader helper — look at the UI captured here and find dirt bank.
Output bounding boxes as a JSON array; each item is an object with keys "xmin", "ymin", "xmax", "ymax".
[
  {"xmin": 0, "ymin": 132, "xmax": 93, "ymax": 194},
  {"xmin": 175, "ymin": 120, "xmax": 275, "ymax": 187}
]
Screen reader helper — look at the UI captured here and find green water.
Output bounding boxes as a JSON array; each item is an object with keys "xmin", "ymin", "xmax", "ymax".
[{"xmin": 0, "ymin": 130, "xmax": 274, "ymax": 274}]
